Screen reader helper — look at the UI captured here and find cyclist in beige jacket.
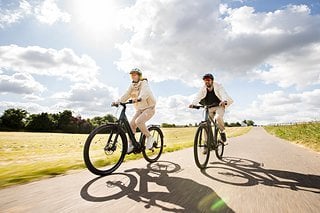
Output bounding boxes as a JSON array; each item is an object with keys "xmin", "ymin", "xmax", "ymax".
[
  {"xmin": 114, "ymin": 68, "xmax": 157, "ymax": 153},
  {"xmin": 189, "ymin": 73, "xmax": 233, "ymax": 145}
]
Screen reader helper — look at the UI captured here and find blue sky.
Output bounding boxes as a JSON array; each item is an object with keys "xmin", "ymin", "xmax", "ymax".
[{"xmin": 0, "ymin": 0, "xmax": 319, "ymax": 125}]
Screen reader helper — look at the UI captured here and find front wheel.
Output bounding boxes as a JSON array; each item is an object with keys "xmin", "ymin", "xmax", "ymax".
[
  {"xmin": 83, "ymin": 124, "xmax": 127, "ymax": 176},
  {"xmin": 194, "ymin": 124, "xmax": 210, "ymax": 169},
  {"xmin": 142, "ymin": 126, "xmax": 164, "ymax": 163}
]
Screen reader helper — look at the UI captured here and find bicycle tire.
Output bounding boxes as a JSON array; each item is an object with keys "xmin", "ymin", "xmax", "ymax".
[
  {"xmin": 214, "ymin": 126, "xmax": 224, "ymax": 160},
  {"xmin": 142, "ymin": 126, "xmax": 164, "ymax": 163},
  {"xmin": 194, "ymin": 124, "xmax": 210, "ymax": 169},
  {"xmin": 83, "ymin": 124, "xmax": 127, "ymax": 176}
]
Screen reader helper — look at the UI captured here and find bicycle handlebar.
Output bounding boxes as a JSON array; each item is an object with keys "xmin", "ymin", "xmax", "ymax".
[
  {"xmin": 190, "ymin": 102, "xmax": 227, "ymax": 109},
  {"xmin": 111, "ymin": 98, "xmax": 142, "ymax": 107}
]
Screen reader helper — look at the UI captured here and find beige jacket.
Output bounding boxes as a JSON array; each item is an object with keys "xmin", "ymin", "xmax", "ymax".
[
  {"xmin": 119, "ymin": 80, "xmax": 156, "ymax": 110},
  {"xmin": 192, "ymin": 82, "xmax": 233, "ymax": 107}
]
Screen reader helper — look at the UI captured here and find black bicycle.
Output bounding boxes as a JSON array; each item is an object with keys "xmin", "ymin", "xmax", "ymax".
[
  {"xmin": 83, "ymin": 99, "xmax": 164, "ymax": 176},
  {"xmin": 191, "ymin": 103, "xmax": 225, "ymax": 169}
]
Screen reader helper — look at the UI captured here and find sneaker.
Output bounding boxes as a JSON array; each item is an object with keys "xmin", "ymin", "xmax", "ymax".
[
  {"xmin": 202, "ymin": 147, "xmax": 208, "ymax": 155},
  {"xmin": 127, "ymin": 142, "xmax": 134, "ymax": 154},
  {"xmin": 220, "ymin": 132, "xmax": 228, "ymax": 145},
  {"xmin": 146, "ymin": 136, "xmax": 155, "ymax": 150}
]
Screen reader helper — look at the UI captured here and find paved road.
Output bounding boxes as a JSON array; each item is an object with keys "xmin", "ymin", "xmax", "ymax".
[{"xmin": 1, "ymin": 127, "xmax": 320, "ymax": 212}]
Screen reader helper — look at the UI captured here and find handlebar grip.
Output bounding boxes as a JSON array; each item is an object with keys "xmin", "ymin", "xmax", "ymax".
[
  {"xmin": 129, "ymin": 98, "xmax": 142, "ymax": 103},
  {"xmin": 111, "ymin": 103, "xmax": 119, "ymax": 107},
  {"xmin": 191, "ymin": 105, "xmax": 201, "ymax": 109}
]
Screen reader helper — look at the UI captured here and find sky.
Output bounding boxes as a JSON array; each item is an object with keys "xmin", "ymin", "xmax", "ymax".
[{"xmin": 0, "ymin": 0, "xmax": 319, "ymax": 125}]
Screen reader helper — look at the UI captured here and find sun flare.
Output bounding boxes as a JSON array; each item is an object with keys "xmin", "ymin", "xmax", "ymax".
[{"xmin": 73, "ymin": 0, "xmax": 118, "ymax": 37}]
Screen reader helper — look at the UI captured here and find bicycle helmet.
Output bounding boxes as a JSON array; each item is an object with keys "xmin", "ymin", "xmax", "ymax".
[
  {"xmin": 130, "ymin": 68, "xmax": 142, "ymax": 76},
  {"xmin": 202, "ymin": 73, "xmax": 214, "ymax": 80}
]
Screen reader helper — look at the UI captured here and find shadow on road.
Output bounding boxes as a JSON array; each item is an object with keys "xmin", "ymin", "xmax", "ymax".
[
  {"xmin": 202, "ymin": 157, "xmax": 320, "ymax": 194},
  {"xmin": 80, "ymin": 161, "xmax": 234, "ymax": 212}
]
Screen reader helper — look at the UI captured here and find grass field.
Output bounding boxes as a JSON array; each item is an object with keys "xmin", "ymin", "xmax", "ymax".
[
  {"xmin": 0, "ymin": 126, "xmax": 252, "ymax": 188},
  {"xmin": 264, "ymin": 122, "xmax": 320, "ymax": 152}
]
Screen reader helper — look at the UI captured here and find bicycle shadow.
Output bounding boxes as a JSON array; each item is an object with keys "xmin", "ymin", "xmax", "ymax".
[
  {"xmin": 202, "ymin": 157, "xmax": 320, "ymax": 194},
  {"xmin": 80, "ymin": 161, "xmax": 234, "ymax": 212}
]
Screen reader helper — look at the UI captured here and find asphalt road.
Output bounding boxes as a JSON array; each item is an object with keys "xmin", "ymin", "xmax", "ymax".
[{"xmin": 1, "ymin": 127, "xmax": 320, "ymax": 212}]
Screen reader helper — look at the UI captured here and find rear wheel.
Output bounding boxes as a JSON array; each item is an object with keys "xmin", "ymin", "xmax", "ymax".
[
  {"xmin": 214, "ymin": 126, "xmax": 224, "ymax": 160},
  {"xmin": 83, "ymin": 124, "xmax": 127, "ymax": 176},
  {"xmin": 194, "ymin": 124, "xmax": 210, "ymax": 169},
  {"xmin": 142, "ymin": 126, "xmax": 164, "ymax": 163}
]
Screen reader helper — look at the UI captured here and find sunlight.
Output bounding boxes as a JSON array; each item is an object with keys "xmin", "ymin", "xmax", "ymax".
[{"xmin": 73, "ymin": 0, "xmax": 119, "ymax": 39}]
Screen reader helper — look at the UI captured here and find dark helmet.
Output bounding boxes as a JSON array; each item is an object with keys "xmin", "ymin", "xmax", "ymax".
[{"xmin": 202, "ymin": 73, "xmax": 214, "ymax": 80}]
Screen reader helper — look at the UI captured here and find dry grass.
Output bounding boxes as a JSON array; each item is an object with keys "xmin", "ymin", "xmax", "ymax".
[{"xmin": 0, "ymin": 126, "xmax": 252, "ymax": 188}]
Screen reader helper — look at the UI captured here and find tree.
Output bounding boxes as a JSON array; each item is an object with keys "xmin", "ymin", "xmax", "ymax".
[
  {"xmin": 161, "ymin": 123, "xmax": 176, "ymax": 128},
  {"xmin": 246, "ymin": 120, "xmax": 255, "ymax": 126},
  {"xmin": 77, "ymin": 119, "xmax": 92, "ymax": 133},
  {"xmin": 89, "ymin": 114, "xmax": 117, "ymax": 128},
  {"xmin": 0, "ymin": 108, "xmax": 28, "ymax": 130},
  {"xmin": 56, "ymin": 110, "xmax": 76, "ymax": 133},
  {"xmin": 26, "ymin": 113, "xmax": 54, "ymax": 132}
]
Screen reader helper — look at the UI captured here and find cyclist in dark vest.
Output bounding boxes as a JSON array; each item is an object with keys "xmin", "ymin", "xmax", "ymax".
[{"xmin": 189, "ymin": 73, "xmax": 233, "ymax": 146}]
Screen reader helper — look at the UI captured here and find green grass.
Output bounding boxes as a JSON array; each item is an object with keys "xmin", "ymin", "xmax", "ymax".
[
  {"xmin": 0, "ymin": 127, "xmax": 252, "ymax": 188},
  {"xmin": 264, "ymin": 122, "xmax": 320, "ymax": 152}
]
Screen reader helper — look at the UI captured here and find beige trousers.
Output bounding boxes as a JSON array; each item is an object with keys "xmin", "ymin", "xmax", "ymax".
[
  {"xmin": 130, "ymin": 107, "xmax": 155, "ymax": 137},
  {"xmin": 208, "ymin": 106, "xmax": 225, "ymax": 131},
  {"xmin": 203, "ymin": 106, "xmax": 225, "ymax": 143}
]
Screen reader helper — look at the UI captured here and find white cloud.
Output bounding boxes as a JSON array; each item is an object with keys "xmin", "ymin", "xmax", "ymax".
[
  {"xmin": 0, "ymin": 72, "xmax": 45, "ymax": 94},
  {"xmin": 34, "ymin": 0, "xmax": 70, "ymax": 25},
  {"xmin": 0, "ymin": 44, "xmax": 120, "ymax": 118},
  {"xmin": 151, "ymin": 94, "xmax": 199, "ymax": 125},
  {"xmin": 116, "ymin": 1, "xmax": 320, "ymax": 88},
  {"xmin": 52, "ymin": 83, "xmax": 119, "ymax": 117},
  {"xmin": 0, "ymin": 45, "xmax": 99, "ymax": 83},
  {"xmin": 252, "ymin": 43, "xmax": 320, "ymax": 88},
  {"xmin": 0, "ymin": 0, "xmax": 32, "ymax": 28},
  {"xmin": 228, "ymin": 89, "xmax": 320, "ymax": 124},
  {"xmin": 0, "ymin": 101, "xmax": 49, "ymax": 115},
  {"xmin": 151, "ymin": 88, "xmax": 320, "ymax": 125},
  {"xmin": 23, "ymin": 94, "xmax": 44, "ymax": 101},
  {"xmin": 0, "ymin": 0, "xmax": 70, "ymax": 28}
]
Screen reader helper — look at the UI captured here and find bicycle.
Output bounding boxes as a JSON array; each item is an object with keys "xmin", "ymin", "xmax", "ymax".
[
  {"xmin": 83, "ymin": 99, "xmax": 164, "ymax": 176},
  {"xmin": 191, "ymin": 103, "xmax": 225, "ymax": 169}
]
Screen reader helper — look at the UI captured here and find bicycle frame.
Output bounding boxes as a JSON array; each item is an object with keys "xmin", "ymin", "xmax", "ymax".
[
  {"xmin": 116, "ymin": 102, "xmax": 143, "ymax": 150},
  {"xmin": 200, "ymin": 106, "xmax": 220, "ymax": 150}
]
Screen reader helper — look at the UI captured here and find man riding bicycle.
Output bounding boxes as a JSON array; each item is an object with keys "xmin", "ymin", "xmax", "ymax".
[
  {"xmin": 113, "ymin": 68, "xmax": 157, "ymax": 153},
  {"xmin": 189, "ymin": 73, "xmax": 233, "ymax": 145}
]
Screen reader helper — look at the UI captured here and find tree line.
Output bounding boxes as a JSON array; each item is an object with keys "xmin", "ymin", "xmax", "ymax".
[
  {"xmin": 0, "ymin": 108, "xmax": 255, "ymax": 133},
  {"xmin": 0, "ymin": 108, "xmax": 116, "ymax": 134},
  {"xmin": 161, "ymin": 120, "xmax": 255, "ymax": 128}
]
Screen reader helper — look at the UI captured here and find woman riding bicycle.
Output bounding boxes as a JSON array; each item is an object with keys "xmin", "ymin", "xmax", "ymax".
[{"xmin": 113, "ymin": 68, "xmax": 157, "ymax": 153}]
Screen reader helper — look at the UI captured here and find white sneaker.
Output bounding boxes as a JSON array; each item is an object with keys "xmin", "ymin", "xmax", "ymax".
[
  {"xmin": 146, "ymin": 136, "xmax": 155, "ymax": 150},
  {"xmin": 127, "ymin": 142, "xmax": 134, "ymax": 153}
]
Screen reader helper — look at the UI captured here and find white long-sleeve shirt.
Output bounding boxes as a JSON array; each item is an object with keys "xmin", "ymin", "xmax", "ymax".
[
  {"xmin": 119, "ymin": 80, "xmax": 156, "ymax": 110},
  {"xmin": 192, "ymin": 82, "xmax": 234, "ymax": 107}
]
